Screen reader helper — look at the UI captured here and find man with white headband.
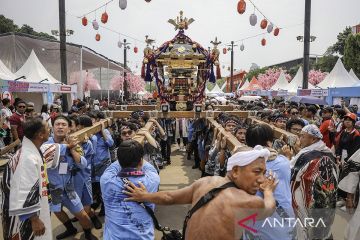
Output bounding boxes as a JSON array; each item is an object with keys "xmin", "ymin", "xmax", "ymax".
[{"xmin": 123, "ymin": 146, "xmax": 278, "ymax": 240}]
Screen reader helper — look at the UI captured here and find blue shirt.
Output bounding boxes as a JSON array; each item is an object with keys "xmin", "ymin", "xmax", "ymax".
[
  {"xmin": 74, "ymin": 139, "xmax": 95, "ymax": 194},
  {"xmin": 93, "ymin": 129, "xmax": 114, "ymax": 182},
  {"xmin": 100, "ymin": 161, "xmax": 160, "ymax": 240},
  {"xmin": 249, "ymin": 155, "xmax": 295, "ymax": 240},
  {"xmin": 45, "ymin": 137, "xmax": 87, "ymax": 211}
]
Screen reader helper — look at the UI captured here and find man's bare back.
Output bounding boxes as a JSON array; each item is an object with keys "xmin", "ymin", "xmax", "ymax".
[{"xmin": 186, "ymin": 176, "xmax": 265, "ymax": 240}]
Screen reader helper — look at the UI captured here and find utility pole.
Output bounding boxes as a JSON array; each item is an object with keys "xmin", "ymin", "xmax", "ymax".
[
  {"xmin": 59, "ymin": 0, "xmax": 68, "ymax": 111},
  {"xmin": 230, "ymin": 41, "xmax": 235, "ymax": 92},
  {"xmin": 302, "ymin": 0, "xmax": 311, "ymax": 89},
  {"xmin": 123, "ymin": 39, "xmax": 130, "ymax": 101}
]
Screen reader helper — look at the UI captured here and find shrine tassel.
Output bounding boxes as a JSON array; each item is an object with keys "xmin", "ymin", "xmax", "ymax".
[
  {"xmin": 216, "ymin": 65, "xmax": 221, "ymax": 79},
  {"xmin": 145, "ymin": 64, "xmax": 152, "ymax": 82},
  {"xmin": 209, "ymin": 65, "xmax": 216, "ymax": 83},
  {"xmin": 141, "ymin": 63, "xmax": 146, "ymax": 79}
]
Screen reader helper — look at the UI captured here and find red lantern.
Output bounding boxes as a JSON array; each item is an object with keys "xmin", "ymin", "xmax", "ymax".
[
  {"xmin": 223, "ymin": 48, "xmax": 227, "ymax": 54},
  {"xmin": 237, "ymin": 0, "xmax": 246, "ymax": 14},
  {"xmin": 274, "ymin": 27, "xmax": 280, "ymax": 36},
  {"xmin": 134, "ymin": 46, "xmax": 138, "ymax": 53},
  {"xmin": 82, "ymin": 16, "xmax": 88, "ymax": 26},
  {"xmin": 101, "ymin": 12, "xmax": 108, "ymax": 24},
  {"xmin": 260, "ymin": 19, "xmax": 268, "ymax": 29},
  {"xmin": 261, "ymin": 38, "xmax": 266, "ymax": 46},
  {"xmin": 95, "ymin": 33, "xmax": 101, "ymax": 41}
]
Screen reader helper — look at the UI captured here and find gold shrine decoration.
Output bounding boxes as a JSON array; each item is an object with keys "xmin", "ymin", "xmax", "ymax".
[{"xmin": 168, "ymin": 11, "xmax": 194, "ymax": 31}]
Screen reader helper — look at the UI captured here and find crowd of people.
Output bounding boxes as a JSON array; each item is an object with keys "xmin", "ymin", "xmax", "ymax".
[{"xmin": 1, "ymin": 95, "xmax": 360, "ymax": 240}]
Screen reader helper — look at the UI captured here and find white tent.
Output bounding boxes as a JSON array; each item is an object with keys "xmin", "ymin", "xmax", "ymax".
[
  {"xmin": 317, "ymin": 58, "xmax": 358, "ymax": 88},
  {"xmin": 15, "ymin": 50, "xmax": 61, "ymax": 84},
  {"xmin": 205, "ymin": 87, "xmax": 210, "ymax": 94},
  {"xmin": 209, "ymin": 83, "xmax": 223, "ymax": 94},
  {"xmin": 220, "ymin": 82, "xmax": 226, "ymax": 91},
  {"xmin": 287, "ymin": 67, "xmax": 316, "ymax": 92},
  {"xmin": 349, "ymin": 69, "xmax": 360, "ymax": 81},
  {"xmin": 239, "ymin": 79, "xmax": 250, "ymax": 90},
  {"xmin": 271, "ymin": 71, "xmax": 289, "ymax": 90},
  {"xmin": 0, "ymin": 59, "xmax": 17, "ymax": 80}
]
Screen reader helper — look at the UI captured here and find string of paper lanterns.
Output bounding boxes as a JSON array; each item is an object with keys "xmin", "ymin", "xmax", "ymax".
[
  {"xmin": 79, "ymin": 0, "xmax": 151, "ymax": 44},
  {"xmin": 236, "ymin": 0, "xmax": 280, "ymax": 47}
]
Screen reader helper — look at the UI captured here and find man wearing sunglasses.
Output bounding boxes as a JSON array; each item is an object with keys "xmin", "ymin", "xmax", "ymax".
[{"xmin": 9, "ymin": 100, "xmax": 27, "ymax": 141}]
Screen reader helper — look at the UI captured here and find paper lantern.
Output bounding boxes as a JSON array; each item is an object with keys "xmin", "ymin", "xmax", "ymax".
[
  {"xmin": 101, "ymin": 11, "xmax": 108, "ymax": 24},
  {"xmin": 96, "ymin": 33, "xmax": 101, "ymax": 41},
  {"xmin": 260, "ymin": 19, "xmax": 268, "ymax": 29},
  {"xmin": 249, "ymin": 13, "xmax": 257, "ymax": 26},
  {"xmin": 274, "ymin": 28, "xmax": 280, "ymax": 36},
  {"xmin": 119, "ymin": 0, "xmax": 127, "ymax": 10},
  {"xmin": 240, "ymin": 43, "xmax": 245, "ymax": 51},
  {"xmin": 237, "ymin": 0, "xmax": 246, "ymax": 14},
  {"xmin": 134, "ymin": 46, "xmax": 138, "ymax": 53},
  {"xmin": 92, "ymin": 20, "xmax": 99, "ymax": 30},
  {"xmin": 261, "ymin": 38, "xmax": 266, "ymax": 46},
  {"xmin": 118, "ymin": 41, "xmax": 123, "ymax": 48},
  {"xmin": 82, "ymin": 16, "xmax": 88, "ymax": 26},
  {"xmin": 223, "ymin": 48, "xmax": 227, "ymax": 54},
  {"xmin": 267, "ymin": 23, "xmax": 274, "ymax": 33}
]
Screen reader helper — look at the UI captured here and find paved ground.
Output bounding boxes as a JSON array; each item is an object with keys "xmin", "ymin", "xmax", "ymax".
[{"xmin": 1, "ymin": 146, "xmax": 356, "ymax": 239}]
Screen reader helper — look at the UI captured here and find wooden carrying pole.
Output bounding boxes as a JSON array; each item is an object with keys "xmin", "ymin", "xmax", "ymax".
[
  {"xmin": 108, "ymin": 111, "xmax": 249, "ymax": 119},
  {"xmin": 206, "ymin": 118, "xmax": 245, "ymax": 152},
  {"xmin": 250, "ymin": 118, "xmax": 297, "ymax": 139}
]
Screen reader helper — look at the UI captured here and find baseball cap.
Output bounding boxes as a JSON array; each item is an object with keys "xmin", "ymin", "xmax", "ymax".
[{"xmin": 344, "ymin": 113, "xmax": 357, "ymax": 122}]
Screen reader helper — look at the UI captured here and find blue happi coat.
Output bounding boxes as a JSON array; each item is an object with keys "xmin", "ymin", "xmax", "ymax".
[
  {"xmin": 93, "ymin": 129, "xmax": 114, "ymax": 182},
  {"xmin": 45, "ymin": 137, "xmax": 87, "ymax": 212}
]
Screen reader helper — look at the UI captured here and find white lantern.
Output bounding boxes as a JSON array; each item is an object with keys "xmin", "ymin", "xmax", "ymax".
[
  {"xmin": 119, "ymin": 0, "xmax": 127, "ymax": 10},
  {"xmin": 267, "ymin": 23, "xmax": 274, "ymax": 33},
  {"xmin": 249, "ymin": 13, "xmax": 257, "ymax": 26},
  {"xmin": 240, "ymin": 43, "xmax": 245, "ymax": 51},
  {"xmin": 118, "ymin": 40, "xmax": 123, "ymax": 48},
  {"xmin": 92, "ymin": 19, "xmax": 99, "ymax": 30}
]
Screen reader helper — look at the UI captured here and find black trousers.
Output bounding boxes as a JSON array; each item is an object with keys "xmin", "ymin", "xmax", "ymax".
[
  {"xmin": 160, "ymin": 138, "xmax": 172, "ymax": 162},
  {"xmin": 188, "ymin": 139, "xmax": 200, "ymax": 167}
]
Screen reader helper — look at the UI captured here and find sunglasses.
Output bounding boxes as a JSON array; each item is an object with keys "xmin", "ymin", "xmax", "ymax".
[
  {"xmin": 121, "ymin": 130, "xmax": 133, "ymax": 136},
  {"xmin": 18, "ymin": 105, "xmax": 26, "ymax": 108},
  {"xmin": 291, "ymin": 112, "xmax": 299, "ymax": 115}
]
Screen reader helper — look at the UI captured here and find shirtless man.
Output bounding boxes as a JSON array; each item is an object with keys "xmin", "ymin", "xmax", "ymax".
[{"xmin": 124, "ymin": 146, "xmax": 278, "ymax": 240}]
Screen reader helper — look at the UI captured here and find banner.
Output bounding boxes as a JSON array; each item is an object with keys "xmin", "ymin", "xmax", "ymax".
[
  {"xmin": 8, "ymin": 81, "xmax": 29, "ymax": 92},
  {"xmin": 310, "ymin": 89, "xmax": 328, "ymax": 97},
  {"xmin": 28, "ymin": 83, "xmax": 49, "ymax": 92}
]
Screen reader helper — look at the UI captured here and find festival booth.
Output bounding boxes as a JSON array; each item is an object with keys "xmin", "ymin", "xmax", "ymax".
[
  {"xmin": 0, "ymin": 33, "xmax": 125, "ymax": 106},
  {"xmin": 207, "ymin": 83, "xmax": 224, "ymax": 97},
  {"xmin": 241, "ymin": 76, "xmax": 266, "ymax": 97},
  {"xmin": 349, "ymin": 69, "xmax": 360, "ymax": 81},
  {"xmin": 316, "ymin": 58, "xmax": 360, "ymax": 105},
  {"xmin": 269, "ymin": 71, "xmax": 289, "ymax": 97}
]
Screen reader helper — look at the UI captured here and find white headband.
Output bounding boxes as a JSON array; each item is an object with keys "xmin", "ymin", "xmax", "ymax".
[{"xmin": 226, "ymin": 145, "xmax": 270, "ymax": 171}]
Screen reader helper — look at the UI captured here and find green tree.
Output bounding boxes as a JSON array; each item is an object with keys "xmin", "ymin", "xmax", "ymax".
[
  {"xmin": 326, "ymin": 27, "xmax": 352, "ymax": 56},
  {"xmin": 0, "ymin": 14, "xmax": 18, "ymax": 33},
  {"xmin": 18, "ymin": 24, "xmax": 35, "ymax": 35},
  {"xmin": 344, "ymin": 33, "xmax": 360, "ymax": 77},
  {"xmin": 313, "ymin": 55, "xmax": 338, "ymax": 73},
  {"xmin": 245, "ymin": 67, "xmax": 267, "ymax": 81}
]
